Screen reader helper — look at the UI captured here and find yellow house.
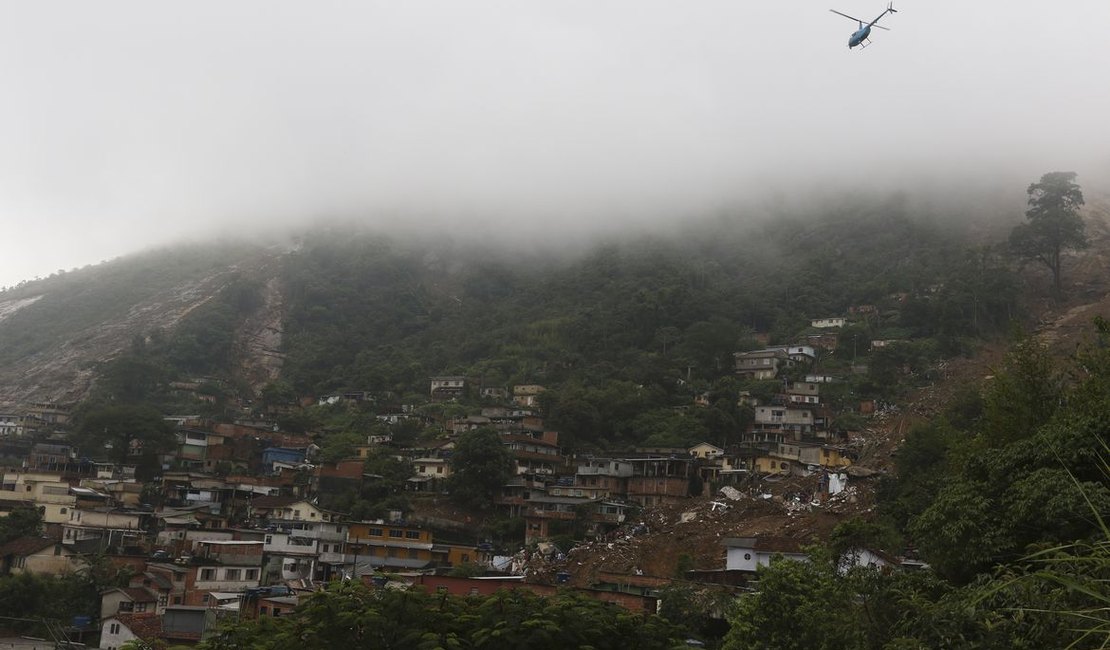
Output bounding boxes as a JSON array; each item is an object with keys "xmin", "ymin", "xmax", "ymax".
[
  {"xmin": 754, "ymin": 442, "xmax": 852, "ymax": 475},
  {"xmin": 754, "ymin": 455, "xmax": 793, "ymax": 474},
  {"xmin": 0, "ymin": 471, "xmax": 76, "ymax": 525},
  {"xmin": 805, "ymin": 445, "xmax": 852, "ymax": 469},
  {"xmin": 688, "ymin": 442, "xmax": 724, "ymax": 459},
  {"xmin": 433, "ymin": 542, "xmax": 488, "ymax": 568},
  {"xmin": 347, "ymin": 521, "xmax": 436, "ymax": 569}
]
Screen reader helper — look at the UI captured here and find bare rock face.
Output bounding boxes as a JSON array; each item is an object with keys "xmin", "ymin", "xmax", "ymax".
[
  {"xmin": 233, "ymin": 274, "xmax": 286, "ymax": 394},
  {"xmin": 0, "ymin": 246, "xmax": 287, "ymax": 409}
]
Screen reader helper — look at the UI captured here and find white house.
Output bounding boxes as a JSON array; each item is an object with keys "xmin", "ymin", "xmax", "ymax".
[
  {"xmin": 0, "ymin": 413, "xmax": 24, "ymax": 436},
  {"xmin": 767, "ymin": 345, "xmax": 817, "ymax": 363},
  {"xmin": 838, "ymin": 547, "xmax": 898, "ymax": 574},
  {"xmin": 723, "ymin": 536, "xmax": 808, "ymax": 571},
  {"xmin": 810, "ymin": 317, "xmax": 846, "ymax": 329},
  {"xmin": 99, "ymin": 613, "xmax": 161, "ymax": 650}
]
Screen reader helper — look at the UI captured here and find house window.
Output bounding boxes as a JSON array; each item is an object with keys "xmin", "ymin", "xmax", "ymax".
[
  {"xmin": 225, "ymin": 569, "xmax": 241, "ymax": 581},
  {"xmin": 368, "ymin": 528, "xmax": 383, "ymax": 536},
  {"xmin": 135, "ymin": 603, "xmax": 147, "ymax": 612},
  {"xmin": 246, "ymin": 569, "xmax": 259, "ymax": 580},
  {"xmin": 321, "ymin": 544, "xmax": 329, "ymax": 553},
  {"xmin": 388, "ymin": 530, "xmax": 403, "ymax": 538},
  {"xmin": 200, "ymin": 568, "xmax": 215, "ymax": 580},
  {"xmin": 273, "ymin": 608, "xmax": 282, "ymax": 617},
  {"xmin": 110, "ymin": 623, "xmax": 120, "ymax": 634},
  {"xmin": 405, "ymin": 531, "xmax": 420, "ymax": 540},
  {"xmin": 265, "ymin": 535, "xmax": 273, "ymax": 544},
  {"xmin": 202, "ymin": 594, "xmax": 210, "ymax": 604},
  {"xmin": 60, "ymin": 507, "xmax": 67, "ymax": 514},
  {"xmin": 173, "ymin": 596, "xmax": 182, "ymax": 604},
  {"xmin": 260, "ymin": 606, "xmax": 268, "ymax": 616},
  {"xmin": 118, "ymin": 602, "xmax": 134, "ymax": 612}
]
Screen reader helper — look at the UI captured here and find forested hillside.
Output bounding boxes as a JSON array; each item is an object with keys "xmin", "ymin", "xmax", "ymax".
[
  {"xmin": 0, "ymin": 193, "xmax": 1023, "ymax": 447},
  {"xmin": 281, "ymin": 199, "xmax": 1018, "ymax": 396},
  {"xmin": 1, "ymin": 189, "xmax": 1107, "ymax": 649}
]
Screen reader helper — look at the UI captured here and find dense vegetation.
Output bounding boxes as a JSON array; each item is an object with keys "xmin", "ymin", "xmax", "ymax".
[
  {"xmin": 40, "ymin": 194, "xmax": 1026, "ymax": 464},
  {"xmin": 197, "ymin": 581, "xmax": 686, "ymax": 650},
  {"xmin": 282, "ymin": 203, "xmax": 1018, "ymax": 402},
  {"xmin": 720, "ymin": 321, "xmax": 1110, "ymax": 649},
  {"xmin": 269, "ymin": 200, "xmax": 1022, "ymax": 456},
  {"xmin": 0, "ymin": 509, "xmax": 133, "ymax": 638}
]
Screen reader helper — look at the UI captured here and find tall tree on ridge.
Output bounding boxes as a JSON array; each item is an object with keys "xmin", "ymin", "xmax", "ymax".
[{"xmin": 1009, "ymin": 171, "xmax": 1087, "ymax": 295}]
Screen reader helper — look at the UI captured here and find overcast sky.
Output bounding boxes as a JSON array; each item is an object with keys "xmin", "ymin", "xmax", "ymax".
[{"xmin": 2, "ymin": 1, "xmax": 1109, "ymax": 287}]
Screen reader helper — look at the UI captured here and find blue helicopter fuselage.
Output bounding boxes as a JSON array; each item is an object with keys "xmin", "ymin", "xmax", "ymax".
[{"xmin": 849, "ymin": 25, "xmax": 871, "ymax": 48}]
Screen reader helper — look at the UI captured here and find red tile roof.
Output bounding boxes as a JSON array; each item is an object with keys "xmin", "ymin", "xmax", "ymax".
[
  {"xmin": 0, "ymin": 536, "xmax": 60, "ymax": 557},
  {"xmin": 112, "ymin": 613, "xmax": 163, "ymax": 639}
]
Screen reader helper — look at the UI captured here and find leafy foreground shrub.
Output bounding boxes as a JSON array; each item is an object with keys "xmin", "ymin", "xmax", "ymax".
[{"xmin": 199, "ymin": 581, "xmax": 688, "ymax": 650}]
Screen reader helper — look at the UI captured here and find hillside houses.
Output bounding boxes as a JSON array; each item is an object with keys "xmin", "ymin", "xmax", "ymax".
[
  {"xmin": 0, "ymin": 317, "xmax": 888, "ymax": 648},
  {"xmin": 0, "ymin": 535, "xmax": 81, "ymax": 575},
  {"xmin": 430, "ymin": 376, "xmax": 467, "ymax": 400},
  {"xmin": 734, "ymin": 349, "xmax": 792, "ymax": 380}
]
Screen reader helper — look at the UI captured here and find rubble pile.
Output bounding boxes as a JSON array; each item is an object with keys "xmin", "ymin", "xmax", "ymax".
[{"xmin": 548, "ymin": 470, "xmax": 883, "ymax": 586}]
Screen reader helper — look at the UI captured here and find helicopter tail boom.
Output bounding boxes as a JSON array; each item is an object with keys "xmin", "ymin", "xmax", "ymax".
[{"xmin": 867, "ymin": 3, "xmax": 896, "ymax": 28}]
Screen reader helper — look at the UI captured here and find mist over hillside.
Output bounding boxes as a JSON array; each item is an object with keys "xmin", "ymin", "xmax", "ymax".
[{"xmin": 0, "ymin": 187, "xmax": 1033, "ymax": 410}]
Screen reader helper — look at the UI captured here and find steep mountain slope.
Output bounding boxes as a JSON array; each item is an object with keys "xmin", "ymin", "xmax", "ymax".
[
  {"xmin": 0, "ymin": 190, "xmax": 1072, "ymax": 411},
  {"xmin": 0, "ymin": 244, "xmax": 284, "ymax": 407}
]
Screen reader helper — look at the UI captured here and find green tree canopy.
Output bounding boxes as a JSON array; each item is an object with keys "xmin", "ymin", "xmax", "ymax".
[
  {"xmin": 1009, "ymin": 171, "xmax": 1087, "ymax": 294},
  {"xmin": 722, "ymin": 550, "xmax": 865, "ymax": 650},
  {"xmin": 74, "ymin": 403, "xmax": 176, "ymax": 465},
  {"xmin": 980, "ymin": 334, "xmax": 1062, "ymax": 448},
  {"xmin": 197, "ymin": 582, "xmax": 685, "ymax": 650},
  {"xmin": 447, "ymin": 428, "xmax": 514, "ymax": 509},
  {"xmin": 0, "ymin": 504, "xmax": 43, "ymax": 544}
]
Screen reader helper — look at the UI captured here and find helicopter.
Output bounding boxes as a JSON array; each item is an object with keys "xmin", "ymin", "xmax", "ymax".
[{"xmin": 830, "ymin": 2, "xmax": 897, "ymax": 49}]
